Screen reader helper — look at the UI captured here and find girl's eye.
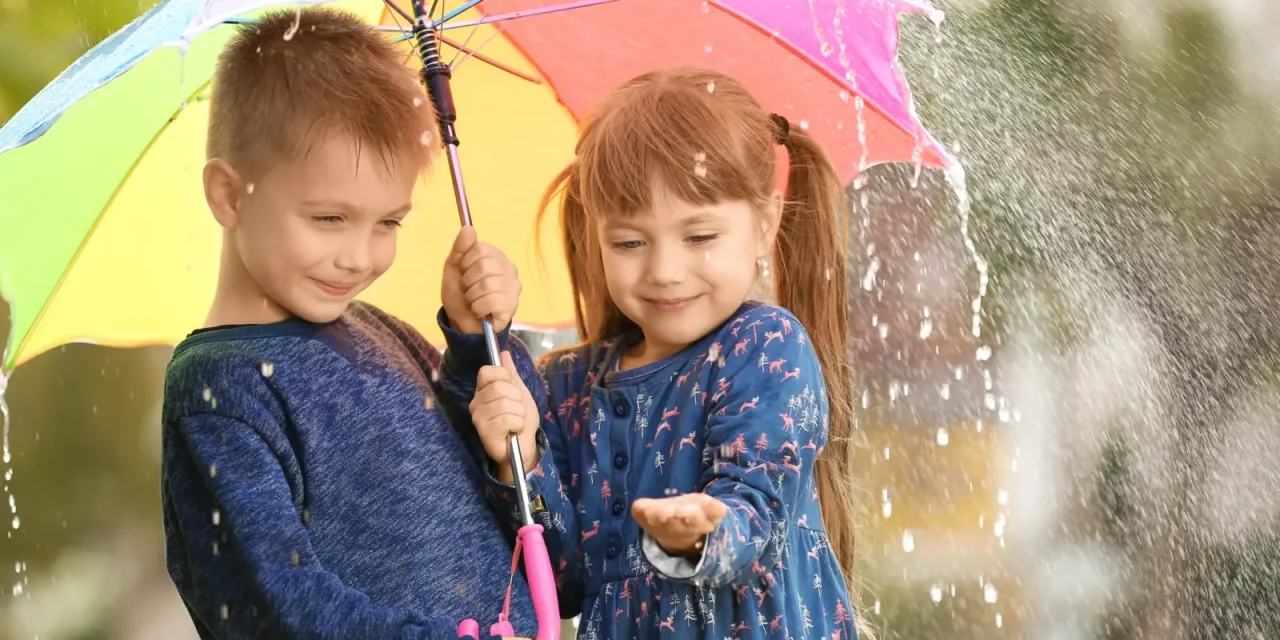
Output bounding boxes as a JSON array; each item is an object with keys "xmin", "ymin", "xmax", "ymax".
[
  {"xmin": 380, "ymin": 219, "xmax": 403, "ymax": 229},
  {"xmin": 613, "ymin": 240, "xmax": 644, "ymax": 250},
  {"xmin": 688, "ymin": 234, "xmax": 718, "ymax": 244},
  {"xmin": 313, "ymin": 215, "xmax": 343, "ymax": 225}
]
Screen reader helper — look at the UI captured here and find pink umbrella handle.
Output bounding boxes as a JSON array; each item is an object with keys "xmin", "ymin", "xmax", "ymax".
[
  {"xmin": 457, "ymin": 524, "xmax": 560, "ymax": 640},
  {"xmin": 519, "ymin": 524, "xmax": 561, "ymax": 640}
]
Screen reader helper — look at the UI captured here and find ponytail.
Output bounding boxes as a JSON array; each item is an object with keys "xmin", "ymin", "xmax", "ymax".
[{"xmin": 774, "ymin": 122, "xmax": 865, "ymax": 632}]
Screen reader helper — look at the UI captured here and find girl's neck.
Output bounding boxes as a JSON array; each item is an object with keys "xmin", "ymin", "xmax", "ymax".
[{"xmin": 619, "ymin": 336, "xmax": 687, "ymax": 372}]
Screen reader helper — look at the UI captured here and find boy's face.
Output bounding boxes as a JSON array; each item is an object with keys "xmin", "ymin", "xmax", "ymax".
[{"xmin": 225, "ymin": 134, "xmax": 417, "ymax": 323}]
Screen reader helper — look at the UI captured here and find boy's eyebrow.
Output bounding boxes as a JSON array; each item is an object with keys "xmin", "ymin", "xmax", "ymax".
[{"xmin": 301, "ymin": 200, "xmax": 413, "ymax": 217}]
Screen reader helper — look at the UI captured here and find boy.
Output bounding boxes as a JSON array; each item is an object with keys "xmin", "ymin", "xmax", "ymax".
[{"xmin": 161, "ymin": 8, "xmax": 535, "ymax": 639}]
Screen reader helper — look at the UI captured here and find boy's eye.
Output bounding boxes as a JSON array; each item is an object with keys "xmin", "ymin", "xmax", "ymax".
[
  {"xmin": 380, "ymin": 219, "xmax": 403, "ymax": 229},
  {"xmin": 612, "ymin": 240, "xmax": 644, "ymax": 250},
  {"xmin": 688, "ymin": 234, "xmax": 718, "ymax": 244}
]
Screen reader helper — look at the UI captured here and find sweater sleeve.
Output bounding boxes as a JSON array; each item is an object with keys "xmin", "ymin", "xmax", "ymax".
[{"xmin": 163, "ymin": 411, "xmax": 490, "ymax": 640}]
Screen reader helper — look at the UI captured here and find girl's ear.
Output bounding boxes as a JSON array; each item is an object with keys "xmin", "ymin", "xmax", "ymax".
[{"xmin": 757, "ymin": 189, "xmax": 783, "ymax": 258}]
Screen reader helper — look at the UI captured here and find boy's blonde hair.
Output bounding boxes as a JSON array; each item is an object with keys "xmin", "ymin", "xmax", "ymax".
[{"xmin": 207, "ymin": 7, "xmax": 436, "ymax": 177}]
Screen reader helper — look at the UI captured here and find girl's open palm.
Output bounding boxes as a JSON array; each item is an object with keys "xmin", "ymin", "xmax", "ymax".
[{"xmin": 632, "ymin": 493, "xmax": 728, "ymax": 557}]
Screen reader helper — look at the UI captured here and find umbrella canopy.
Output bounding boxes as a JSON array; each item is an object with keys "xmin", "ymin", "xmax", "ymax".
[{"xmin": 0, "ymin": 0, "xmax": 947, "ymax": 371}]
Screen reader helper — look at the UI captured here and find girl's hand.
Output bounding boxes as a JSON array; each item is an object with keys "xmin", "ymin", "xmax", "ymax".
[
  {"xmin": 442, "ymin": 227, "xmax": 521, "ymax": 335},
  {"xmin": 470, "ymin": 351, "xmax": 540, "ymax": 483},
  {"xmin": 632, "ymin": 494, "xmax": 728, "ymax": 557}
]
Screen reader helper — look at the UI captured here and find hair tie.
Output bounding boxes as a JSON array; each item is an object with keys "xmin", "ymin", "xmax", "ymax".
[{"xmin": 769, "ymin": 113, "xmax": 790, "ymax": 145}]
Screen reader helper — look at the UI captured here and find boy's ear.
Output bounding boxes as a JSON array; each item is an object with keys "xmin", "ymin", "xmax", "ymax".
[
  {"xmin": 204, "ymin": 158, "xmax": 242, "ymax": 228},
  {"xmin": 757, "ymin": 189, "xmax": 783, "ymax": 258}
]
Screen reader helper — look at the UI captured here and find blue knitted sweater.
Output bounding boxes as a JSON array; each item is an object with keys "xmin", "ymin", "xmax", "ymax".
[{"xmin": 160, "ymin": 302, "xmax": 536, "ymax": 639}]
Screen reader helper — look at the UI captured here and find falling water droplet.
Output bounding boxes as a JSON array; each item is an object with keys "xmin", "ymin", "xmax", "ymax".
[
  {"xmin": 820, "ymin": 42, "xmax": 834, "ymax": 57},
  {"xmin": 706, "ymin": 81, "xmax": 716, "ymax": 94},
  {"xmin": 996, "ymin": 613, "xmax": 1003, "ymax": 628},
  {"xmin": 212, "ymin": 509, "xmax": 221, "ymax": 526},
  {"xmin": 221, "ymin": 604, "xmax": 230, "ymax": 620},
  {"xmin": 930, "ymin": 9, "xmax": 946, "ymax": 44},
  {"xmin": 902, "ymin": 529, "xmax": 915, "ymax": 553},
  {"xmin": 260, "ymin": 362, "xmax": 274, "ymax": 377},
  {"xmin": 878, "ymin": 323, "xmax": 889, "ymax": 340},
  {"xmin": 246, "ymin": 183, "xmax": 255, "ymax": 195},
  {"xmin": 930, "ymin": 584, "xmax": 943, "ymax": 603},
  {"xmin": 798, "ymin": 120, "xmax": 810, "ymax": 130},
  {"xmin": 283, "ymin": 3, "xmax": 302, "ymax": 41},
  {"xmin": 413, "ymin": 95, "xmax": 424, "ymax": 108},
  {"xmin": 881, "ymin": 488, "xmax": 892, "ymax": 518},
  {"xmin": 202, "ymin": 387, "xmax": 212, "ymax": 402},
  {"xmin": 882, "ymin": 446, "xmax": 890, "ymax": 460},
  {"xmin": 704, "ymin": 44, "xmax": 714, "ymax": 54},
  {"xmin": 997, "ymin": 490, "xmax": 1009, "ymax": 506},
  {"xmin": 693, "ymin": 152, "xmax": 708, "ymax": 178},
  {"xmin": 936, "ymin": 427, "xmax": 949, "ymax": 446},
  {"xmin": 939, "ymin": 383, "xmax": 950, "ymax": 400},
  {"xmin": 976, "ymin": 345, "xmax": 992, "ymax": 361},
  {"xmin": 919, "ymin": 317, "xmax": 933, "ymax": 339},
  {"xmin": 873, "ymin": 600, "xmax": 881, "ymax": 615},
  {"xmin": 209, "ymin": 464, "xmax": 218, "ymax": 478},
  {"xmin": 701, "ymin": 0, "xmax": 710, "ymax": 13},
  {"xmin": 10, "ymin": 515, "xmax": 17, "ymax": 530},
  {"xmin": 984, "ymin": 583, "xmax": 999, "ymax": 604},
  {"xmin": 420, "ymin": 131, "xmax": 433, "ymax": 146},
  {"xmin": 540, "ymin": 338, "xmax": 554, "ymax": 350},
  {"xmin": 839, "ymin": 89, "xmax": 849, "ymax": 102}
]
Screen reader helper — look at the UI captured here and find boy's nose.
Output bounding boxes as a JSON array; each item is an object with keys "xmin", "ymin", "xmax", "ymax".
[{"xmin": 335, "ymin": 241, "xmax": 373, "ymax": 273}]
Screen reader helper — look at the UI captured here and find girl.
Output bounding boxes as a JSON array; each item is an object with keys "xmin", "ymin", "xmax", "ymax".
[{"xmin": 467, "ymin": 67, "xmax": 862, "ymax": 639}]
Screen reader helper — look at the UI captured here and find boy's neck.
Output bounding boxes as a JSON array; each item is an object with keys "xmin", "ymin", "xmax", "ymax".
[{"xmin": 204, "ymin": 240, "xmax": 293, "ymax": 328}]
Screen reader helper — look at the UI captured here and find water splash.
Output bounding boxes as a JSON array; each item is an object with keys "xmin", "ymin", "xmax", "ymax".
[
  {"xmin": 283, "ymin": 3, "xmax": 302, "ymax": 41},
  {"xmin": 943, "ymin": 161, "xmax": 990, "ymax": 340}
]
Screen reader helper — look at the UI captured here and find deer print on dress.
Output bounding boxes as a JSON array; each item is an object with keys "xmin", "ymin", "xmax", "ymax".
[{"xmin": 474, "ymin": 304, "xmax": 858, "ymax": 640}]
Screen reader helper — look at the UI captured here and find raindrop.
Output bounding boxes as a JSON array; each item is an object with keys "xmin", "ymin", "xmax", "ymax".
[
  {"xmin": 882, "ymin": 446, "xmax": 890, "ymax": 460},
  {"xmin": 919, "ymin": 316, "xmax": 933, "ymax": 340},
  {"xmin": 993, "ymin": 514, "xmax": 1006, "ymax": 538},
  {"xmin": 413, "ymin": 96, "xmax": 424, "ymax": 108},
  {"xmin": 820, "ymin": 42, "xmax": 834, "ymax": 57},
  {"xmin": 976, "ymin": 345, "xmax": 992, "ymax": 361},
  {"xmin": 283, "ymin": 3, "xmax": 302, "ymax": 41},
  {"xmin": 10, "ymin": 515, "xmax": 17, "ymax": 530},
  {"xmin": 202, "ymin": 387, "xmax": 212, "ymax": 402},
  {"xmin": 929, "ymin": 584, "xmax": 943, "ymax": 603},
  {"xmin": 878, "ymin": 323, "xmax": 888, "ymax": 340},
  {"xmin": 873, "ymin": 600, "xmax": 881, "ymax": 615},
  {"xmin": 984, "ymin": 583, "xmax": 999, "ymax": 604},
  {"xmin": 997, "ymin": 490, "xmax": 1008, "ymax": 506},
  {"xmin": 704, "ymin": 44, "xmax": 714, "ymax": 54},
  {"xmin": 825, "ymin": 267, "xmax": 832, "ymax": 281},
  {"xmin": 996, "ymin": 613, "xmax": 1003, "ymax": 628},
  {"xmin": 260, "ymin": 362, "xmax": 274, "ymax": 377},
  {"xmin": 706, "ymin": 81, "xmax": 716, "ymax": 94},
  {"xmin": 880, "ymin": 488, "xmax": 892, "ymax": 518},
  {"xmin": 939, "ymin": 384, "xmax": 950, "ymax": 400},
  {"xmin": 540, "ymin": 338, "xmax": 554, "ymax": 350},
  {"xmin": 221, "ymin": 604, "xmax": 230, "ymax": 620},
  {"xmin": 901, "ymin": 529, "xmax": 915, "ymax": 553},
  {"xmin": 12, "ymin": 583, "xmax": 21, "ymax": 596},
  {"xmin": 701, "ymin": 0, "xmax": 709, "ymax": 13},
  {"xmin": 693, "ymin": 152, "xmax": 708, "ymax": 178},
  {"xmin": 420, "ymin": 131, "xmax": 433, "ymax": 146},
  {"xmin": 936, "ymin": 427, "xmax": 949, "ymax": 446},
  {"xmin": 213, "ymin": 541, "xmax": 219, "ymax": 555},
  {"xmin": 291, "ymin": 550, "xmax": 300, "ymax": 566},
  {"xmin": 839, "ymin": 89, "xmax": 849, "ymax": 102},
  {"xmin": 212, "ymin": 509, "xmax": 221, "ymax": 526},
  {"xmin": 246, "ymin": 183, "xmax": 255, "ymax": 194},
  {"xmin": 955, "ymin": 366, "xmax": 964, "ymax": 380},
  {"xmin": 930, "ymin": 9, "xmax": 946, "ymax": 44},
  {"xmin": 799, "ymin": 120, "xmax": 810, "ymax": 130},
  {"xmin": 209, "ymin": 464, "xmax": 218, "ymax": 478}
]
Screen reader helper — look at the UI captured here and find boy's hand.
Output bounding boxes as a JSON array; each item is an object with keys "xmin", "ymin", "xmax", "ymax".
[
  {"xmin": 632, "ymin": 493, "xmax": 728, "ymax": 557},
  {"xmin": 443, "ymin": 227, "xmax": 520, "ymax": 335},
  {"xmin": 470, "ymin": 351, "xmax": 540, "ymax": 484}
]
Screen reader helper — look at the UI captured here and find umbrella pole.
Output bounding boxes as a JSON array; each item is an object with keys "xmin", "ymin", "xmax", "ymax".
[
  {"xmin": 406, "ymin": 4, "xmax": 559, "ymax": 640},
  {"xmin": 409, "ymin": 1, "xmax": 535, "ymax": 527}
]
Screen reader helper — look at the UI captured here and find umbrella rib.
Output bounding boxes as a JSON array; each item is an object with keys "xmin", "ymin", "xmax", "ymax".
[
  {"xmin": 440, "ymin": 33, "xmax": 541, "ymax": 84},
  {"xmin": 449, "ymin": 24, "xmax": 505, "ymax": 73},
  {"xmin": 438, "ymin": 0, "xmax": 617, "ymax": 30},
  {"xmin": 448, "ymin": 0, "xmax": 497, "ymax": 66}
]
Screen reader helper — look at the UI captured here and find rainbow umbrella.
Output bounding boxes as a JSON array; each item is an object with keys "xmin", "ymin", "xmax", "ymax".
[{"xmin": 0, "ymin": 0, "xmax": 948, "ymax": 372}]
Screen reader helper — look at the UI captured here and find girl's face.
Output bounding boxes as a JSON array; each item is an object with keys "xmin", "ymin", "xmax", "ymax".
[{"xmin": 598, "ymin": 184, "xmax": 778, "ymax": 366}]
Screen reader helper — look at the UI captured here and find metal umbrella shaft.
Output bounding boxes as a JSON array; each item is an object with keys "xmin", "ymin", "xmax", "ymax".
[{"xmin": 409, "ymin": 1, "xmax": 536, "ymax": 528}]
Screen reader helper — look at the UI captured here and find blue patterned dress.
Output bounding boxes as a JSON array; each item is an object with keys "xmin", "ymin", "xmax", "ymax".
[{"xmin": 483, "ymin": 302, "xmax": 858, "ymax": 640}]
